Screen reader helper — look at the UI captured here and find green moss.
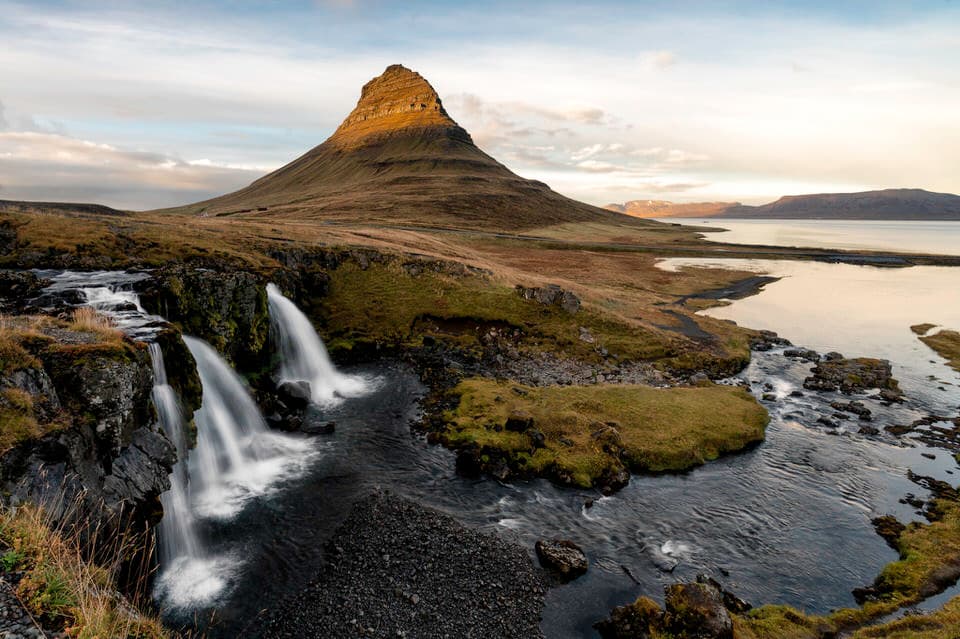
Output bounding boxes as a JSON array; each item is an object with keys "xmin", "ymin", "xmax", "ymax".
[
  {"xmin": 734, "ymin": 605, "xmax": 834, "ymax": 639},
  {"xmin": 918, "ymin": 328, "xmax": 960, "ymax": 373},
  {"xmin": 442, "ymin": 378, "xmax": 768, "ymax": 488}
]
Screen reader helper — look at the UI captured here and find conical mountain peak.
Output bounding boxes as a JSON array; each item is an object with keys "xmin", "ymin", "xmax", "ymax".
[
  {"xmin": 169, "ymin": 64, "xmax": 627, "ymax": 230},
  {"xmin": 329, "ymin": 64, "xmax": 468, "ymax": 148}
]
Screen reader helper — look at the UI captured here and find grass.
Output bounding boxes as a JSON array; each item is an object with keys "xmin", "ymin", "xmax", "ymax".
[
  {"xmin": 442, "ymin": 377, "xmax": 768, "ymax": 488},
  {"xmin": 69, "ymin": 307, "xmax": 121, "ymax": 340},
  {"xmin": 0, "ymin": 503, "xmax": 169, "ymax": 639},
  {"xmin": 731, "ymin": 490, "xmax": 960, "ymax": 638},
  {"xmin": 917, "ymin": 328, "xmax": 960, "ymax": 373},
  {"xmin": 0, "ymin": 314, "xmax": 138, "ymax": 453}
]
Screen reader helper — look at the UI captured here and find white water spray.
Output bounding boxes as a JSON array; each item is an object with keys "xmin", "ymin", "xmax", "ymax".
[{"xmin": 266, "ymin": 283, "xmax": 370, "ymax": 405}]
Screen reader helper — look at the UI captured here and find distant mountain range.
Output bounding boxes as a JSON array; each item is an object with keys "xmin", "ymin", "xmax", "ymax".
[{"xmin": 605, "ymin": 189, "xmax": 960, "ymax": 221}]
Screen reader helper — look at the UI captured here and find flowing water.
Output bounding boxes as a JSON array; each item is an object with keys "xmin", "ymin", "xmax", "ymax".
[
  {"xmin": 32, "ymin": 257, "xmax": 960, "ymax": 637},
  {"xmin": 266, "ymin": 283, "xmax": 370, "ymax": 404}
]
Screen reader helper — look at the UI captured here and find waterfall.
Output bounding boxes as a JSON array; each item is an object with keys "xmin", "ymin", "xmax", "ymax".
[
  {"xmin": 266, "ymin": 283, "xmax": 370, "ymax": 405},
  {"xmin": 183, "ymin": 336, "xmax": 314, "ymax": 520},
  {"xmin": 40, "ymin": 272, "xmax": 318, "ymax": 609},
  {"xmin": 148, "ymin": 343, "xmax": 200, "ymax": 563}
]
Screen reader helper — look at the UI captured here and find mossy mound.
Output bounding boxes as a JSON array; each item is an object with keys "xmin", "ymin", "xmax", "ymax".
[{"xmin": 440, "ymin": 378, "xmax": 768, "ymax": 490}]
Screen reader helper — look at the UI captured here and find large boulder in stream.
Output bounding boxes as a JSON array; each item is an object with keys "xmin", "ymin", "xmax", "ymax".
[
  {"xmin": 278, "ymin": 380, "xmax": 312, "ymax": 409},
  {"xmin": 803, "ymin": 355, "xmax": 902, "ymax": 400},
  {"xmin": 535, "ymin": 538, "xmax": 588, "ymax": 581}
]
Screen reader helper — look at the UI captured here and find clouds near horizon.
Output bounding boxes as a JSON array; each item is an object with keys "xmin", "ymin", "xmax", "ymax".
[{"xmin": 0, "ymin": 0, "xmax": 957, "ymax": 209}]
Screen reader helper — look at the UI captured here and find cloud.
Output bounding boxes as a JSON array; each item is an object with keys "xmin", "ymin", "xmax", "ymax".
[
  {"xmin": 0, "ymin": 131, "xmax": 265, "ymax": 209},
  {"xmin": 641, "ymin": 50, "xmax": 677, "ymax": 70},
  {"xmin": 0, "ymin": 101, "xmax": 7, "ymax": 131}
]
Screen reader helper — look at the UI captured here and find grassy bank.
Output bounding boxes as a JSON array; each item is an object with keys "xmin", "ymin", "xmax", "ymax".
[
  {"xmin": 914, "ymin": 326, "xmax": 960, "ymax": 373},
  {"xmin": 441, "ymin": 378, "xmax": 768, "ymax": 488},
  {"xmin": 0, "ymin": 504, "xmax": 167, "ymax": 639},
  {"xmin": 733, "ymin": 489, "xmax": 960, "ymax": 637}
]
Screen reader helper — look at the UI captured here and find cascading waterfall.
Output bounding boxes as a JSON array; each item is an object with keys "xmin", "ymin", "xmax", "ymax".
[
  {"xmin": 266, "ymin": 283, "xmax": 370, "ymax": 405},
  {"xmin": 148, "ymin": 343, "xmax": 200, "ymax": 563},
  {"xmin": 40, "ymin": 272, "xmax": 318, "ymax": 609},
  {"xmin": 183, "ymin": 336, "xmax": 315, "ymax": 520}
]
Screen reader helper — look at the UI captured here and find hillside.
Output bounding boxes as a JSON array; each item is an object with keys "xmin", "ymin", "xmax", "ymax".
[
  {"xmin": 161, "ymin": 64, "xmax": 636, "ymax": 231},
  {"xmin": 719, "ymin": 188, "xmax": 960, "ymax": 220},
  {"xmin": 605, "ymin": 200, "xmax": 737, "ymax": 218}
]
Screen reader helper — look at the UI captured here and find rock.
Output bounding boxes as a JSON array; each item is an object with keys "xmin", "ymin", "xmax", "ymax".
[
  {"xmin": 578, "ymin": 326, "xmax": 595, "ymax": 343},
  {"xmin": 278, "ymin": 380, "xmax": 312, "ymax": 409},
  {"xmin": 535, "ymin": 539, "xmax": 588, "ymax": 581},
  {"xmin": 515, "ymin": 284, "xmax": 580, "ymax": 314},
  {"xmin": 859, "ymin": 425, "xmax": 880, "ymax": 436},
  {"xmin": 689, "ymin": 372, "xmax": 710, "ymax": 385},
  {"xmin": 528, "ymin": 428, "xmax": 546, "ymax": 449},
  {"xmin": 302, "ymin": 420, "xmax": 336, "ymax": 435},
  {"xmin": 831, "ymin": 400, "xmax": 872, "ymax": 420},
  {"xmin": 804, "ymin": 356, "xmax": 902, "ymax": 397},
  {"xmin": 762, "ymin": 393, "xmax": 776, "ymax": 401},
  {"xmin": 696, "ymin": 574, "xmax": 752, "ymax": 615},
  {"xmin": 663, "ymin": 581, "xmax": 734, "ymax": 639},
  {"xmin": 505, "ymin": 409, "xmax": 534, "ymax": 432},
  {"xmin": 265, "ymin": 490, "xmax": 547, "ymax": 638},
  {"xmin": 594, "ymin": 595, "xmax": 663, "ymax": 639},
  {"xmin": 784, "ymin": 348, "xmax": 820, "ymax": 362}
]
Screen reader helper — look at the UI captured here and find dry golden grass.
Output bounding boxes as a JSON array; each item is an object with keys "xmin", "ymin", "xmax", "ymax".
[
  {"xmin": 0, "ymin": 503, "xmax": 168, "ymax": 639},
  {"xmin": 69, "ymin": 308, "xmax": 121, "ymax": 341}
]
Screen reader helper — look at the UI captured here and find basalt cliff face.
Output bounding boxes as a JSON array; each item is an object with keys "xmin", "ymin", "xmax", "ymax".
[{"xmin": 167, "ymin": 64, "xmax": 630, "ymax": 230}]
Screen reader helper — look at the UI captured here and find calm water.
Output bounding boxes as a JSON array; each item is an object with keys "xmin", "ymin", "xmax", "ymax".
[{"xmin": 656, "ymin": 218, "xmax": 960, "ymax": 256}]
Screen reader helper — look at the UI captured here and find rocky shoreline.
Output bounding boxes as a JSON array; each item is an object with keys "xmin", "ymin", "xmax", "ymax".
[{"xmin": 262, "ymin": 491, "xmax": 548, "ymax": 639}]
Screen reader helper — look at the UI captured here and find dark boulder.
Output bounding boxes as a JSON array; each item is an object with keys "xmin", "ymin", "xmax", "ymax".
[
  {"xmin": 505, "ymin": 408, "xmax": 535, "ymax": 432},
  {"xmin": 535, "ymin": 539, "xmax": 588, "ymax": 581},
  {"xmin": 663, "ymin": 580, "xmax": 733, "ymax": 639},
  {"xmin": 594, "ymin": 595, "xmax": 663, "ymax": 639},
  {"xmin": 278, "ymin": 380, "xmax": 312, "ymax": 409}
]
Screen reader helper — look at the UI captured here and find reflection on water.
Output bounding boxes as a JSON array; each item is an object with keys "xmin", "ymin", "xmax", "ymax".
[
  {"xmin": 659, "ymin": 258, "xmax": 960, "ymax": 413},
  {"xmin": 657, "ymin": 219, "xmax": 960, "ymax": 256}
]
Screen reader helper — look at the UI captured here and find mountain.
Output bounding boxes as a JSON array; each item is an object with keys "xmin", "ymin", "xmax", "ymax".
[
  {"xmin": 604, "ymin": 200, "xmax": 738, "ymax": 219},
  {"xmin": 168, "ymin": 64, "xmax": 632, "ymax": 230},
  {"xmin": 717, "ymin": 189, "xmax": 960, "ymax": 220}
]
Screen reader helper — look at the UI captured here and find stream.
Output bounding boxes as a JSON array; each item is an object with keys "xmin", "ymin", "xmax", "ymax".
[{"xmin": 33, "ymin": 265, "xmax": 960, "ymax": 638}]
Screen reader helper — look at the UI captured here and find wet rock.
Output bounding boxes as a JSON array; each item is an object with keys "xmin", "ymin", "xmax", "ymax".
[
  {"xmin": 663, "ymin": 580, "xmax": 734, "ymax": 639},
  {"xmin": 831, "ymin": 400, "xmax": 872, "ymax": 420},
  {"xmin": 302, "ymin": 419, "xmax": 336, "ymax": 435},
  {"xmin": 804, "ymin": 356, "xmax": 902, "ymax": 398},
  {"xmin": 859, "ymin": 425, "xmax": 880, "ymax": 436},
  {"xmin": 749, "ymin": 330, "xmax": 791, "ymax": 352},
  {"xmin": 594, "ymin": 595, "xmax": 663, "ymax": 639},
  {"xmin": 689, "ymin": 372, "xmax": 710, "ymax": 385},
  {"xmin": 535, "ymin": 539, "xmax": 588, "ymax": 581},
  {"xmin": 278, "ymin": 380, "xmax": 312, "ymax": 409},
  {"xmin": 697, "ymin": 574, "xmax": 752, "ymax": 615},
  {"xmin": 784, "ymin": 348, "xmax": 820, "ymax": 362},
  {"xmin": 762, "ymin": 393, "xmax": 777, "ymax": 401}
]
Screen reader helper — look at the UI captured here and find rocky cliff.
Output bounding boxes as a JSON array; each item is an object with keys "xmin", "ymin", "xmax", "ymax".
[{"xmin": 0, "ymin": 314, "xmax": 175, "ymax": 532}]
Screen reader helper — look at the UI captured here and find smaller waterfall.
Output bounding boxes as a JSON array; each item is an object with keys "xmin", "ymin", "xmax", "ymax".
[
  {"xmin": 266, "ymin": 283, "xmax": 370, "ymax": 405},
  {"xmin": 149, "ymin": 343, "xmax": 200, "ymax": 562}
]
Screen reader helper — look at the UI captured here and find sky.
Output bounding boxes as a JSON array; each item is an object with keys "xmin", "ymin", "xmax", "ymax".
[{"xmin": 0, "ymin": 0, "xmax": 958, "ymax": 210}]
